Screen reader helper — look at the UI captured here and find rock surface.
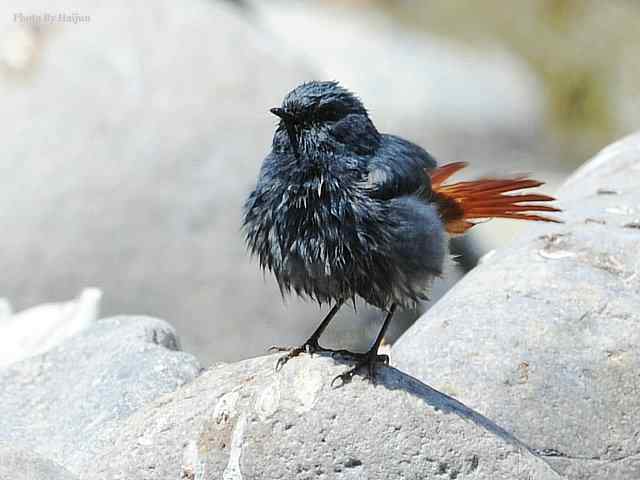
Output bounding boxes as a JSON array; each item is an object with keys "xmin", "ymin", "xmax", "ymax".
[
  {"xmin": 85, "ymin": 354, "xmax": 561, "ymax": 480},
  {"xmin": 0, "ymin": 447, "xmax": 80, "ymax": 480},
  {"xmin": 393, "ymin": 132, "xmax": 640, "ymax": 480},
  {"xmin": 0, "ymin": 316, "xmax": 201, "ymax": 473},
  {"xmin": 0, "ymin": 298, "xmax": 10, "ymax": 319},
  {"xmin": 0, "ymin": 288, "xmax": 101, "ymax": 368}
]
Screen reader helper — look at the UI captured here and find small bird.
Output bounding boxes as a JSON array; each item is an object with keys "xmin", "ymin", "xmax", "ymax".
[{"xmin": 243, "ymin": 81, "xmax": 560, "ymax": 385}]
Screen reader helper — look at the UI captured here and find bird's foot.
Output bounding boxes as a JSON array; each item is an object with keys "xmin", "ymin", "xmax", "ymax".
[
  {"xmin": 331, "ymin": 350, "xmax": 389, "ymax": 388},
  {"xmin": 327, "ymin": 348, "xmax": 362, "ymax": 359},
  {"xmin": 269, "ymin": 338, "xmax": 331, "ymax": 371}
]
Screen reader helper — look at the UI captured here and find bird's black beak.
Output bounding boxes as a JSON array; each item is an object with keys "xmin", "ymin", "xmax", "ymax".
[
  {"xmin": 270, "ymin": 107, "xmax": 284, "ymax": 118},
  {"xmin": 270, "ymin": 107, "xmax": 299, "ymax": 158},
  {"xmin": 270, "ymin": 107, "xmax": 293, "ymax": 122}
]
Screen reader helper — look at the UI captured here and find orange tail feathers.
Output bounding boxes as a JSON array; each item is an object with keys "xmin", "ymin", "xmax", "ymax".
[{"xmin": 430, "ymin": 162, "xmax": 562, "ymax": 235}]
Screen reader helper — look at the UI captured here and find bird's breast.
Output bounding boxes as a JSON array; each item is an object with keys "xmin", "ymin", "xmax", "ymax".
[{"xmin": 273, "ymin": 174, "xmax": 367, "ymax": 296}]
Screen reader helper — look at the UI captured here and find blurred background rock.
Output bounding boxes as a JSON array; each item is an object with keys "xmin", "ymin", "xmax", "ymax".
[{"xmin": 1, "ymin": 0, "xmax": 638, "ymax": 364}]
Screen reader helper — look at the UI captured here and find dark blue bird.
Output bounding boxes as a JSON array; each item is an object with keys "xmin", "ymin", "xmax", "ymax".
[{"xmin": 243, "ymin": 81, "xmax": 559, "ymax": 385}]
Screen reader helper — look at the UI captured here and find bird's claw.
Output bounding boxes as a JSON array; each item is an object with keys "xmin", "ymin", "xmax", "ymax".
[
  {"xmin": 272, "ymin": 346, "xmax": 305, "ymax": 371},
  {"xmin": 331, "ymin": 353, "xmax": 389, "ymax": 388},
  {"xmin": 268, "ymin": 345, "xmax": 291, "ymax": 353},
  {"xmin": 328, "ymin": 348, "xmax": 360, "ymax": 359},
  {"xmin": 271, "ymin": 339, "xmax": 328, "ymax": 371}
]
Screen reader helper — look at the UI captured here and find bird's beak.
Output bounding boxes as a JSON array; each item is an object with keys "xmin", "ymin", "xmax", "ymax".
[
  {"xmin": 270, "ymin": 107, "xmax": 299, "ymax": 158},
  {"xmin": 270, "ymin": 107, "xmax": 293, "ymax": 122}
]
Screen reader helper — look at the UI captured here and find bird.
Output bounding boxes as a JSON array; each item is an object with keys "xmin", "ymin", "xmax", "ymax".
[{"xmin": 243, "ymin": 81, "xmax": 560, "ymax": 386}]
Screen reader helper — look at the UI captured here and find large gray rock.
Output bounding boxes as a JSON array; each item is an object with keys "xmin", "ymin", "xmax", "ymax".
[
  {"xmin": 85, "ymin": 354, "xmax": 561, "ymax": 480},
  {"xmin": 0, "ymin": 0, "xmax": 458, "ymax": 364},
  {"xmin": 393, "ymin": 132, "xmax": 640, "ymax": 479},
  {"xmin": 0, "ymin": 447, "xmax": 80, "ymax": 480},
  {"xmin": 0, "ymin": 316, "xmax": 201, "ymax": 473}
]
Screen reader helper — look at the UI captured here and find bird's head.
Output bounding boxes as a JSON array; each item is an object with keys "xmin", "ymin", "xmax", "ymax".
[{"xmin": 270, "ymin": 81, "xmax": 380, "ymax": 160}]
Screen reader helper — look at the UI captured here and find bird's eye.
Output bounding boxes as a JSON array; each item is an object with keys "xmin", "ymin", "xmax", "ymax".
[{"xmin": 313, "ymin": 103, "xmax": 345, "ymax": 122}]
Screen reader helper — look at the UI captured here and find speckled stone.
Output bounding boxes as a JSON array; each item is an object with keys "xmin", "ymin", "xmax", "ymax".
[
  {"xmin": 393, "ymin": 132, "xmax": 640, "ymax": 480},
  {"xmin": 0, "ymin": 447, "xmax": 79, "ymax": 480},
  {"xmin": 86, "ymin": 354, "xmax": 562, "ymax": 480},
  {"xmin": 0, "ymin": 316, "xmax": 201, "ymax": 474}
]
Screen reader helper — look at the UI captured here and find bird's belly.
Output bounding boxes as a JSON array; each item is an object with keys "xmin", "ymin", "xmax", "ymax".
[
  {"xmin": 277, "ymin": 228, "xmax": 356, "ymax": 304},
  {"xmin": 274, "ymin": 196, "xmax": 447, "ymax": 308}
]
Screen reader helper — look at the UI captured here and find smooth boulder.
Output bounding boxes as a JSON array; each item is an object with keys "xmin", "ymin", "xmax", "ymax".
[
  {"xmin": 86, "ymin": 354, "xmax": 562, "ymax": 480},
  {"xmin": 393, "ymin": 132, "xmax": 640, "ymax": 480},
  {"xmin": 0, "ymin": 316, "xmax": 201, "ymax": 473},
  {"xmin": 0, "ymin": 447, "xmax": 80, "ymax": 480}
]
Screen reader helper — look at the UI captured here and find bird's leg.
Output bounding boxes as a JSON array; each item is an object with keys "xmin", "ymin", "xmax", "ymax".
[
  {"xmin": 331, "ymin": 303, "xmax": 397, "ymax": 387},
  {"xmin": 270, "ymin": 300, "xmax": 344, "ymax": 370}
]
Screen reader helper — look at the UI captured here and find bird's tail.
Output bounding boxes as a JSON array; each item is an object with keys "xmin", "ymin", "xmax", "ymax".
[{"xmin": 429, "ymin": 162, "xmax": 561, "ymax": 235}]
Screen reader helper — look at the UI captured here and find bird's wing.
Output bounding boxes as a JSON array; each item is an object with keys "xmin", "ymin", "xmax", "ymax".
[{"xmin": 365, "ymin": 134, "xmax": 437, "ymax": 200}]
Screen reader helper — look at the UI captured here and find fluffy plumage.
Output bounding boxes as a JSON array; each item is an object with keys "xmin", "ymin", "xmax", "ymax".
[
  {"xmin": 244, "ymin": 81, "xmax": 559, "ymax": 311},
  {"xmin": 244, "ymin": 81, "xmax": 446, "ymax": 309}
]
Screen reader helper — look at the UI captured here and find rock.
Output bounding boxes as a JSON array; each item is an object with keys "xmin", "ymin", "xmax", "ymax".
[
  {"xmin": 0, "ymin": 288, "xmax": 101, "ymax": 368},
  {"xmin": 0, "ymin": 298, "xmax": 11, "ymax": 319},
  {"xmin": 559, "ymin": 132, "xmax": 640, "ymax": 201},
  {"xmin": 0, "ymin": 446, "xmax": 80, "ymax": 480},
  {"xmin": 392, "ymin": 132, "xmax": 640, "ymax": 480},
  {"xmin": 0, "ymin": 316, "xmax": 201, "ymax": 473},
  {"xmin": 85, "ymin": 354, "xmax": 561, "ymax": 480}
]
